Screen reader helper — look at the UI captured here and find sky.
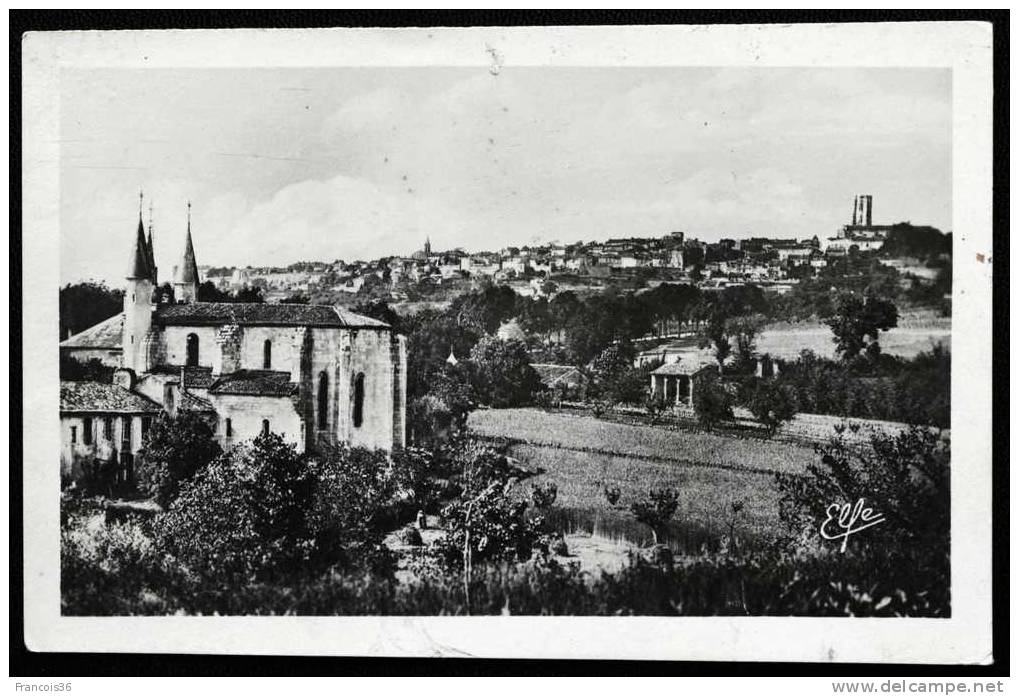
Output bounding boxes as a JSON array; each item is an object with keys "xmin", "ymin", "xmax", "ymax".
[{"xmin": 58, "ymin": 66, "xmax": 951, "ymax": 286}]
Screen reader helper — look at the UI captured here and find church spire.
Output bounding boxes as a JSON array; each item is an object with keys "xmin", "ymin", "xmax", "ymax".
[
  {"xmin": 128, "ymin": 190, "xmax": 152, "ymax": 280},
  {"xmin": 146, "ymin": 199, "xmax": 158, "ymax": 284},
  {"xmin": 172, "ymin": 200, "xmax": 200, "ymax": 302}
]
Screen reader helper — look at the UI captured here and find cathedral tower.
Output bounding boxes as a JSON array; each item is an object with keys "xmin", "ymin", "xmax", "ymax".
[
  {"xmin": 124, "ymin": 192, "xmax": 155, "ymax": 373},
  {"xmin": 172, "ymin": 201, "xmax": 200, "ymax": 303}
]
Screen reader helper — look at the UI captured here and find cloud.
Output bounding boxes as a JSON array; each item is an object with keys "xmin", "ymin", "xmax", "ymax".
[{"xmin": 59, "ymin": 67, "xmax": 952, "ymax": 284}]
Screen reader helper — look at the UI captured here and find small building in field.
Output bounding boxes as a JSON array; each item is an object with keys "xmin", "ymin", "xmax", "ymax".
[{"xmin": 649, "ymin": 360, "xmax": 719, "ymax": 407}]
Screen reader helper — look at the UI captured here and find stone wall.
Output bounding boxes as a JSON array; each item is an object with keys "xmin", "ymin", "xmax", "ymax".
[
  {"xmin": 162, "ymin": 325, "xmax": 219, "ymax": 367},
  {"xmin": 209, "ymin": 393, "xmax": 303, "ymax": 450}
]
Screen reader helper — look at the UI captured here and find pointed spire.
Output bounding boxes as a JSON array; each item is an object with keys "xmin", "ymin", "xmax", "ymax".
[
  {"xmin": 174, "ymin": 199, "xmax": 200, "ymax": 285},
  {"xmin": 146, "ymin": 200, "xmax": 158, "ymax": 284},
  {"xmin": 128, "ymin": 202, "xmax": 151, "ymax": 281}
]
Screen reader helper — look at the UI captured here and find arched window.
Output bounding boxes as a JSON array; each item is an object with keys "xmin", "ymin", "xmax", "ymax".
[
  {"xmin": 186, "ymin": 333, "xmax": 199, "ymax": 367},
  {"xmin": 261, "ymin": 419, "xmax": 270, "ymax": 437},
  {"xmin": 225, "ymin": 418, "xmax": 232, "ymax": 437},
  {"xmin": 317, "ymin": 371, "xmax": 329, "ymax": 430},
  {"xmin": 352, "ymin": 372, "xmax": 365, "ymax": 428},
  {"xmin": 263, "ymin": 339, "xmax": 272, "ymax": 369}
]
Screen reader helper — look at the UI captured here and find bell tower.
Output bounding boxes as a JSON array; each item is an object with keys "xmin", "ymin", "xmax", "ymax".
[{"xmin": 124, "ymin": 191, "xmax": 155, "ymax": 373}]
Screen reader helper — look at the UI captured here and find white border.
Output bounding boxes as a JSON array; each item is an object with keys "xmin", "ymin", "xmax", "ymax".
[{"xmin": 21, "ymin": 22, "xmax": 995, "ymax": 663}]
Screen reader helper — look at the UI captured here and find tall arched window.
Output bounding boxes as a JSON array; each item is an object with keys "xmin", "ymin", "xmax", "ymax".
[
  {"xmin": 352, "ymin": 372, "xmax": 365, "ymax": 428},
  {"xmin": 186, "ymin": 333, "xmax": 199, "ymax": 367},
  {"xmin": 317, "ymin": 371, "xmax": 329, "ymax": 431},
  {"xmin": 261, "ymin": 419, "xmax": 270, "ymax": 437},
  {"xmin": 263, "ymin": 339, "xmax": 272, "ymax": 369}
]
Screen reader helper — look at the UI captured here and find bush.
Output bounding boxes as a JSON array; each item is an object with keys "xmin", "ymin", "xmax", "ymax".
[
  {"xmin": 468, "ymin": 337, "xmax": 543, "ymax": 408},
  {"xmin": 775, "ymin": 425, "xmax": 949, "ymax": 554},
  {"xmin": 136, "ymin": 412, "xmax": 222, "ymax": 508},
  {"xmin": 61, "ymin": 513, "xmax": 180, "ymax": 615},
  {"xmin": 153, "ymin": 434, "xmax": 320, "ymax": 586},
  {"xmin": 436, "ymin": 439, "xmax": 545, "ymax": 571},
  {"xmin": 630, "ymin": 487, "xmax": 680, "ymax": 544},
  {"xmin": 691, "ymin": 371, "xmax": 733, "ymax": 429},
  {"xmin": 741, "ymin": 378, "xmax": 797, "ymax": 435}
]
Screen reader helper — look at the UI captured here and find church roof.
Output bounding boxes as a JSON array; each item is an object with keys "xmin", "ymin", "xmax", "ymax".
[
  {"xmin": 208, "ymin": 369, "xmax": 298, "ymax": 397},
  {"xmin": 60, "ymin": 381, "xmax": 162, "ymax": 414},
  {"xmin": 155, "ymin": 302, "xmax": 389, "ymax": 329},
  {"xmin": 60, "ymin": 313, "xmax": 124, "ymax": 350}
]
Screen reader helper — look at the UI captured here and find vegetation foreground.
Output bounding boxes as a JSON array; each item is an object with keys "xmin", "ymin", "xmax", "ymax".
[{"xmin": 62, "ymin": 410, "xmax": 950, "ymax": 617}]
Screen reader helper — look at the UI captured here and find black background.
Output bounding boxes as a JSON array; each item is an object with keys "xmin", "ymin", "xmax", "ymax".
[{"xmin": 9, "ymin": 9, "xmax": 1010, "ymax": 678}]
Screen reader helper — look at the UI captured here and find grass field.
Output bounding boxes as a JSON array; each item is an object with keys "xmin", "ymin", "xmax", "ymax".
[
  {"xmin": 468, "ymin": 408, "xmax": 820, "ymax": 555},
  {"xmin": 757, "ymin": 317, "xmax": 951, "ymax": 360}
]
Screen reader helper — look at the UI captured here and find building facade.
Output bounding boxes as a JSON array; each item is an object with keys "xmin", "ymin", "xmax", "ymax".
[{"xmin": 59, "ymin": 202, "xmax": 407, "ymax": 484}]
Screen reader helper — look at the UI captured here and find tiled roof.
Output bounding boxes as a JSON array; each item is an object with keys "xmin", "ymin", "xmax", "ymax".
[
  {"xmin": 60, "ymin": 313, "xmax": 124, "ymax": 350},
  {"xmin": 208, "ymin": 370, "xmax": 298, "ymax": 397},
  {"xmin": 150, "ymin": 364, "xmax": 215, "ymax": 389},
  {"xmin": 60, "ymin": 381, "xmax": 162, "ymax": 414},
  {"xmin": 156, "ymin": 302, "xmax": 389, "ymax": 329},
  {"xmin": 178, "ymin": 391, "xmax": 215, "ymax": 413},
  {"xmin": 652, "ymin": 358, "xmax": 718, "ymax": 376}
]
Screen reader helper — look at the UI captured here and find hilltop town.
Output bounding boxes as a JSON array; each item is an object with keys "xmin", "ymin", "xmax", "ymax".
[{"xmin": 198, "ymin": 195, "xmax": 949, "ymax": 309}]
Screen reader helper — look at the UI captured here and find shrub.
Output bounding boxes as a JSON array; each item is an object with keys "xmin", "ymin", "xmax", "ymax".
[
  {"xmin": 61, "ymin": 514, "xmax": 180, "ymax": 615},
  {"xmin": 309, "ymin": 443, "xmax": 402, "ymax": 564},
  {"xmin": 153, "ymin": 434, "xmax": 319, "ymax": 585},
  {"xmin": 775, "ymin": 425, "xmax": 949, "ymax": 554},
  {"xmin": 630, "ymin": 487, "xmax": 680, "ymax": 545},
  {"xmin": 136, "ymin": 412, "xmax": 222, "ymax": 508},
  {"xmin": 741, "ymin": 378, "xmax": 797, "ymax": 435},
  {"xmin": 468, "ymin": 336, "xmax": 543, "ymax": 408},
  {"xmin": 691, "ymin": 371, "xmax": 733, "ymax": 430}
]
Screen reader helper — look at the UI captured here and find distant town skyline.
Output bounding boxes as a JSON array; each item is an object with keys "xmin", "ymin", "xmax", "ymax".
[{"xmin": 59, "ymin": 66, "xmax": 951, "ymax": 285}]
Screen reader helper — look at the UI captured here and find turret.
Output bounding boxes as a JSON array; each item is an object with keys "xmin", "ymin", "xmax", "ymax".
[
  {"xmin": 124, "ymin": 192, "xmax": 155, "ymax": 373},
  {"xmin": 173, "ymin": 201, "xmax": 200, "ymax": 303}
]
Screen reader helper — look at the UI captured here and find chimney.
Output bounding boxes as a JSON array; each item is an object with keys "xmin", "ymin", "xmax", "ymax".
[
  {"xmin": 866, "ymin": 195, "xmax": 873, "ymax": 226},
  {"xmin": 852, "ymin": 196, "xmax": 858, "ymax": 225}
]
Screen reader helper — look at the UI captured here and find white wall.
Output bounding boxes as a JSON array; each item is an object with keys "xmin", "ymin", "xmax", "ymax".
[
  {"xmin": 209, "ymin": 394, "xmax": 303, "ymax": 450},
  {"xmin": 60, "ymin": 413, "xmax": 149, "ymax": 481},
  {"xmin": 162, "ymin": 325, "xmax": 219, "ymax": 367}
]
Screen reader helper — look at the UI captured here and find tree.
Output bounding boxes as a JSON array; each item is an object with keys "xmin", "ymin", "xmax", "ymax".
[
  {"xmin": 775, "ymin": 425, "xmax": 949, "ymax": 553},
  {"xmin": 741, "ymin": 378, "xmax": 797, "ymax": 436},
  {"xmin": 726, "ymin": 313, "xmax": 767, "ymax": 371},
  {"xmin": 308, "ymin": 443, "xmax": 403, "ymax": 565},
  {"xmin": 468, "ymin": 337, "xmax": 542, "ymax": 408},
  {"xmin": 408, "ymin": 364, "xmax": 475, "ymax": 447},
  {"xmin": 825, "ymin": 294, "xmax": 899, "ymax": 362},
  {"xmin": 643, "ymin": 391, "xmax": 670, "ymax": 426},
  {"xmin": 630, "ymin": 487, "xmax": 680, "ymax": 544},
  {"xmin": 691, "ymin": 371, "xmax": 733, "ymax": 430},
  {"xmin": 136, "ymin": 412, "xmax": 222, "ymax": 508},
  {"xmin": 60, "ymin": 354, "xmax": 115, "ymax": 382},
  {"xmin": 280, "ymin": 293, "xmax": 310, "ymax": 304},
  {"xmin": 450, "ymin": 285, "xmax": 519, "ymax": 335},
  {"xmin": 196, "ymin": 281, "xmax": 265, "ymax": 304},
  {"xmin": 698, "ymin": 312, "xmax": 732, "ymax": 368},
  {"xmin": 154, "ymin": 433, "xmax": 318, "ymax": 584},
  {"xmin": 353, "ymin": 299, "xmax": 403, "ymax": 333},
  {"xmin": 59, "ymin": 281, "xmax": 123, "ymax": 339}
]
